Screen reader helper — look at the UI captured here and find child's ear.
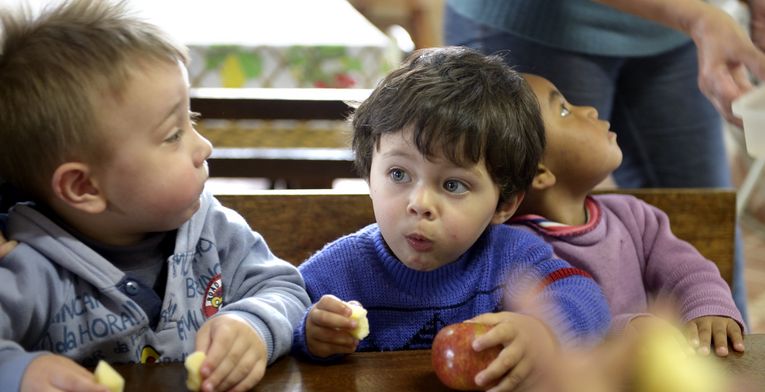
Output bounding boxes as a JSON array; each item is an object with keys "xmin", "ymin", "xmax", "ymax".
[
  {"xmin": 51, "ymin": 162, "xmax": 107, "ymax": 214},
  {"xmin": 492, "ymin": 191, "xmax": 525, "ymax": 224},
  {"xmin": 531, "ymin": 164, "xmax": 556, "ymax": 191}
]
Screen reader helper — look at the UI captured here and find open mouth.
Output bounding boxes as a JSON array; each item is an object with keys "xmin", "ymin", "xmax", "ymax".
[{"xmin": 406, "ymin": 233, "xmax": 433, "ymax": 252}]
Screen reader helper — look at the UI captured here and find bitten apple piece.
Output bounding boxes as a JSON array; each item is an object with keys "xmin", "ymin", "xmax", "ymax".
[
  {"xmin": 185, "ymin": 351, "xmax": 206, "ymax": 391},
  {"xmin": 348, "ymin": 303, "xmax": 369, "ymax": 340},
  {"xmin": 94, "ymin": 360, "xmax": 124, "ymax": 392}
]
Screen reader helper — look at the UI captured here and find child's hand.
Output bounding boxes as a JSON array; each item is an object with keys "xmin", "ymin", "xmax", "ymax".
[
  {"xmin": 305, "ymin": 294, "xmax": 360, "ymax": 358},
  {"xmin": 685, "ymin": 315, "xmax": 745, "ymax": 357},
  {"xmin": 466, "ymin": 312, "xmax": 558, "ymax": 391},
  {"xmin": 21, "ymin": 354, "xmax": 109, "ymax": 392},
  {"xmin": 0, "ymin": 231, "xmax": 17, "ymax": 259},
  {"xmin": 194, "ymin": 313, "xmax": 268, "ymax": 392}
]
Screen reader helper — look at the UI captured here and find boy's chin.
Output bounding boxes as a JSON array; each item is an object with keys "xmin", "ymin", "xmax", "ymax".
[{"xmin": 397, "ymin": 255, "xmax": 443, "ymax": 272}]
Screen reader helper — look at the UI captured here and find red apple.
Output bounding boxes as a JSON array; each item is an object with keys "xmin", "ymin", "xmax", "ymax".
[{"xmin": 431, "ymin": 322, "xmax": 502, "ymax": 391}]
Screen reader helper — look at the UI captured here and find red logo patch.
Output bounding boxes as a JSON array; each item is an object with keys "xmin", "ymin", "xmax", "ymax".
[{"xmin": 203, "ymin": 274, "xmax": 223, "ymax": 317}]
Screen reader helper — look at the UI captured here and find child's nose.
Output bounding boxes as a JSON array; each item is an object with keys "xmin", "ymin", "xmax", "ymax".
[
  {"xmin": 583, "ymin": 105, "xmax": 599, "ymax": 119},
  {"xmin": 193, "ymin": 131, "xmax": 213, "ymax": 167},
  {"xmin": 407, "ymin": 185, "xmax": 435, "ymax": 219}
]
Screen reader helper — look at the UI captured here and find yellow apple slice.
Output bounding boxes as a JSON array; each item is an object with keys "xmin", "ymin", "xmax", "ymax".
[
  {"xmin": 184, "ymin": 351, "xmax": 206, "ymax": 391},
  {"xmin": 94, "ymin": 360, "xmax": 124, "ymax": 392},
  {"xmin": 634, "ymin": 325, "xmax": 728, "ymax": 392},
  {"xmin": 348, "ymin": 303, "xmax": 370, "ymax": 340}
]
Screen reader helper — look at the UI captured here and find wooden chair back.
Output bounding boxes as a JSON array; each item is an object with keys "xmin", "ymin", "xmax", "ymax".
[
  {"xmin": 216, "ymin": 188, "xmax": 736, "ymax": 285},
  {"xmin": 191, "ymin": 88, "xmax": 364, "ymax": 187}
]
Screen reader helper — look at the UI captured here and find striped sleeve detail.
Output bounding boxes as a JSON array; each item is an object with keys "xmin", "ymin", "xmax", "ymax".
[{"xmin": 538, "ymin": 267, "xmax": 593, "ymax": 290}]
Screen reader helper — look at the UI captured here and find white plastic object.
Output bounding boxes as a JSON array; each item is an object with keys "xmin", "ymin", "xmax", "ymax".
[{"xmin": 732, "ymin": 85, "xmax": 765, "ymax": 158}]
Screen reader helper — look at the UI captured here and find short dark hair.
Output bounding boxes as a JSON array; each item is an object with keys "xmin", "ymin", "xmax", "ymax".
[{"xmin": 351, "ymin": 46, "xmax": 545, "ymax": 203}]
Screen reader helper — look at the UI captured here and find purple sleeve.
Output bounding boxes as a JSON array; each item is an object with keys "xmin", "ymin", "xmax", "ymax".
[{"xmin": 636, "ymin": 200, "xmax": 744, "ymax": 330}]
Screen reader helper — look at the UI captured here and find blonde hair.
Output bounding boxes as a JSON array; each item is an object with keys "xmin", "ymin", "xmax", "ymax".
[{"xmin": 0, "ymin": 0, "xmax": 188, "ymax": 201}]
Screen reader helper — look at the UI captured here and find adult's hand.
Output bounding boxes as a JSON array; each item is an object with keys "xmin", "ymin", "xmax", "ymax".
[
  {"xmin": 599, "ymin": 0, "xmax": 765, "ymax": 126},
  {"xmin": 690, "ymin": 3, "xmax": 765, "ymax": 126}
]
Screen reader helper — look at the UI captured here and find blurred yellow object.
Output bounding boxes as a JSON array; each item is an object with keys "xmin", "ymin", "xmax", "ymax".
[
  {"xmin": 185, "ymin": 351, "xmax": 207, "ymax": 391},
  {"xmin": 94, "ymin": 360, "xmax": 124, "ymax": 392},
  {"xmin": 633, "ymin": 325, "xmax": 728, "ymax": 392}
]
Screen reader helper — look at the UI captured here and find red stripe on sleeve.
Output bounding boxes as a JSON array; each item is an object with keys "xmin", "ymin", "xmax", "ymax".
[{"xmin": 538, "ymin": 268, "xmax": 593, "ymax": 289}]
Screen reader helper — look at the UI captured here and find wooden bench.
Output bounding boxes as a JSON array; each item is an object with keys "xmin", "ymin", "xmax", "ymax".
[
  {"xmin": 216, "ymin": 188, "xmax": 736, "ymax": 285},
  {"xmin": 192, "ymin": 88, "xmax": 368, "ymax": 188},
  {"xmin": 208, "ymin": 148, "xmax": 356, "ymax": 188},
  {"xmin": 191, "ymin": 88, "xmax": 369, "ymax": 121}
]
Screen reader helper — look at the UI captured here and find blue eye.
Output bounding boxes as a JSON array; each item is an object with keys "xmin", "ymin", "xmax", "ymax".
[
  {"xmin": 389, "ymin": 168, "xmax": 410, "ymax": 183},
  {"xmin": 444, "ymin": 180, "xmax": 468, "ymax": 194}
]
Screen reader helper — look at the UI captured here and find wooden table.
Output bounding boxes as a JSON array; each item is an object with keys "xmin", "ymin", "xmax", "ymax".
[
  {"xmin": 114, "ymin": 334, "xmax": 765, "ymax": 391},
  {"xmin": 722, "ymin": 334, "xmax": 765, "ymax": 388}
]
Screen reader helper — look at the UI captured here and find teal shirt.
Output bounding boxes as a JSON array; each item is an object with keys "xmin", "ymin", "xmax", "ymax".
[{"xmin": 447, "ymin": 0, "xmax": 690, "ymax": 56}]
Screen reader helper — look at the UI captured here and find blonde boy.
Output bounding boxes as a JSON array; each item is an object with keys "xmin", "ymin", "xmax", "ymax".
[{"xmin": 0, "ymin": 1, "xmax": 309, "ymax": 391}]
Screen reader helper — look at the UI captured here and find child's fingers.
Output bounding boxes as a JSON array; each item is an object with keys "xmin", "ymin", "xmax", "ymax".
[
  {"xmin": 315, "ymin": 295, "xmax": 352, "ymax": 315},
  {"xmin": 470, "ymin": 321, "xmax": 519, "ymax": 352},
  {"xmin": 194, "ymin": 321, "xmax": 214, "ymax": 354},
  {"xmin": 211, "ymin": 348, "xmax": 263, "ymax": 392},
  {"xmin": 199, "ymin": 316, "xmax": 253, "ymax": 382},
  {"xmin": 309, "ymin": 324, "xmax": 358, "ymax": 347},
  {"xmin": 466, "ymin": 311, "xmax": 509, "ymax": 326},
  {"xmin": 307, "ymin": 327, "xmax": 358, "ymax": 357},
  {"xmin": 482, "ymin": 353, "xmax": 532, "ymax": 392},
  {"xmin": 201, "ymin": 352, "xmax": 239, "ymax": 392},
  {"xmin": 225, "ymin": 361, "xmax": 266, "ymax": 392},
  {"xmin": 710, "ymin": 318, "xmax": 734, "ymax": 357},
  {"xmin": 309, "ymin": 306, "xmax": 356, "ymax": 330},
  {"xmin": 44, "ymin": 360, "xmax": 107, "ymax": 392},
  {"xmin": 684, "ymin": 321, "xmax": 700, "ymax": 348},
  {"xmin": 712, "ymin": 328, "xmax": 730, "ymax": 357},
  {"xmin": 728, "ymin": 321, "xmax": 745, "ymax": 353},
  {"xmin": 308, "ymin": 339, "xmax": 358, "ymax": 357},
  {"xmin": 474, "ymin": 342, "xmax": 524, "ymax": 387},
  {"xmin": 694, "ymin": 320, "xmax": 713, "ymax": 355},
  {"xmin": 52, "ymin": 376, "xmax": 109, "ymax": 392}
]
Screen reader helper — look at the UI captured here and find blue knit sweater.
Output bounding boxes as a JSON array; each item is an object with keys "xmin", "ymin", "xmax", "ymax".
[{"xmin": 292, "ymin": 224, "xmax": 610, "ymax": 359}]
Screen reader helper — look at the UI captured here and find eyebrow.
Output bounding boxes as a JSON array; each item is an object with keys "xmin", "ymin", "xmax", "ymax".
[
  {"xmin": 383, "ymin": 146, "xmax": 484, "ymax": 175},
  {"xmin": 548, "ymin": 89, "xmax": 562, "ymax": 108},
  {"xmin": 381, "ymin": 148, "xmax": 415, "ymax": 160}
]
